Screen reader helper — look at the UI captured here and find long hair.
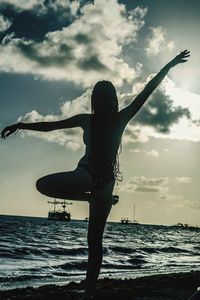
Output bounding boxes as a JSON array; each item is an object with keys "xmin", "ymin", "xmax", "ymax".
[{"xmin": 90, "ymin": 81, "xmax": 122, "ymax": 189}]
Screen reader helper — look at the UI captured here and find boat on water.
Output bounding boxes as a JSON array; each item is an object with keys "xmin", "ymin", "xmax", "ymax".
[
  {"xmin": 120, "ymin": 204, "xmax": 140, "ymax": 225},
  {"xmin": 172, "ymin": 222, "xmax": 199, "ymax": 230},
  {"xmin": 120, "ymin": 217, "xmax": 132, "ymax": 224},
  {"xmin": 47, "ymin": 199, "xmax": 72, "ymax": 221}
]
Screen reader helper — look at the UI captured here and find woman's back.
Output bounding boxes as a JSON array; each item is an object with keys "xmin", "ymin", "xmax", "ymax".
[{"xmin": 78, "ymin": 113, "xmax": 124, "ymax": 191}]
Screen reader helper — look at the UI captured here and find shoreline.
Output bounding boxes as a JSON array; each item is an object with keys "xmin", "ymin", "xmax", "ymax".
[{"xmin": 1, "ymin": 271, "xmax": 199, "ymax": 300}]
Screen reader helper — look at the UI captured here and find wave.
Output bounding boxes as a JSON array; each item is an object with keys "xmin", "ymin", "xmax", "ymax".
[
  {"xmin": 0, "ymin": 247, "xmax": 43, "ymax": 259},
  {"xmin": 158, "ymin": 246, "xmax": 192, "ymax": 254},
  {"xmin": 0, "ymin": 274, "xmax": 51, "ymax": 283},
  {"xmin": 140, "ymin": 247, "xmax": 158, "ymax": 254},
  {"xmin": 57, "ymin": 260, "xmax": 88, "ymax": 271},
  {"xmin": 109, "ymin": 246, "xmax": 136, "ymax": 254},
  {"xmin": 127, "ymin": 257, "xmax": 147, "ymax": 265},
  {"xmin": 1, "ymin": 216, "xmax": 200, "ymax": 290},
  {"xmin": 45, "ymin": 247, "xmax": 88, "ymax": 256}
]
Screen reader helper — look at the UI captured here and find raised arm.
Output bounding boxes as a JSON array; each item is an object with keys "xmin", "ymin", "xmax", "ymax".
[
  {"xmin": 1, "ymin": 113, "xmax": 88, "ymax": 139},
  {"xmin": 120, "ymin": 50, "xmax": 190, "ymax": 125}
]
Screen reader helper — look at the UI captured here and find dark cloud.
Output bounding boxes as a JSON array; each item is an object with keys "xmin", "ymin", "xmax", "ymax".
[
  {"xmin": 129, "ymin": 176, "xmax": 168, "ymax": 186},
  {"xmin": 16, "ymin": 40, "xmax": 74, "ymax": 67},
  {"xmin": 159, "ymin": 194, "xmax": 167, "ymax": 200},
  {"xmin": 15, "ymin": 38, "xmax": 107, "ymax": 71},
  {"xmin": 134, "ymin": 89, "xmax": 191, "ymax": 133},
  {"xmin": 0, "ymin": 1, "xmax": 145, "ymax": 84},
  {"xmin": 0, "ymin": 1, "xmax": 77, "ymax": 43},
  {"xmin": 78, "ymin": 54, "xmax": 107, "ymax": 71},
  {"xmin": 74, "ymin": 33, "xmax": 92, "ymax": 44},
  {"xmin": 121, "ymin": 176, "xmax": 168, "ymax": 193}
]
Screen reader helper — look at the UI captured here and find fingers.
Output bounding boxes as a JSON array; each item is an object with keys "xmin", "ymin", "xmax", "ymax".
[
  {"xmin": 181, "ymin": 49, "xmax": 190, "ymax": 55},
  {"xmin": 1, "ymin": 131, "xmax": 8, "ymax": 139},
  {"xmin": 1, "ymin": 125, "xmax": 19, "ymax": 139},
  {"xmin": 1, "ymin": 129, "xmax": 7, "ymax": 139},
  {"xmin": 180, "ymin": 50, "xmax": 190, "ymax": 57},
  {"xmin": 1, "ymin": 133, "xmax": 6, "ymax": 139},
  {"xmin": 174, "ymin": 50, "xmax": 190, "ymax": 64},
  {"xmin": 1, "ymin": 127, "xmax": 11, "ymax": 139},
  {"xmin": 180, "ymin": 59, "xmax": 188, "ymax": 63}
]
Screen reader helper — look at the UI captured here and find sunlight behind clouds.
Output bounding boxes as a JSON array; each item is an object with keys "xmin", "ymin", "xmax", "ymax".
[{"xmin": 164, "ymin": 77, "xmax": 200, "ymax": 120}]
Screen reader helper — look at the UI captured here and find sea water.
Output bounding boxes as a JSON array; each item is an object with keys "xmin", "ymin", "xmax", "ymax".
[{"xmin": 0, "ymin": 215, "xmax": 199, "ymax": 290}]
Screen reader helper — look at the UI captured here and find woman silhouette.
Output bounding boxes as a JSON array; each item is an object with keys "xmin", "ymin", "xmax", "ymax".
[{"xmin": 1, "ymin": 50, "xmax": 190, "ymax": 299}]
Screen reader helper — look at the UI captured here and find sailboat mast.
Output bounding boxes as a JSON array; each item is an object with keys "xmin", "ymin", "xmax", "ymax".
[{"xmin": 133, "ymin": 203, "xmax": 135, "ymax": 221}]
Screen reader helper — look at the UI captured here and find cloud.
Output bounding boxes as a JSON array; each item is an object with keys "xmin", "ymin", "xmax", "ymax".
[
  {"xmin": 134, "ymin": 89, "xmax": 191, "ymax": 133},
  {"xmin": 129, "ymin": 148, "xmax": 159, "ymax": 157},
  {"xmin": 0, "ymin": 0, "xmax": 80, "ymax": 16},
  {"xmin": 17, "ymin": 81, "xmax": 193, "ymax": 149},
  {"xmin": 158, "ymin": 194, "xmax": 167, "ymax": 200},
  {"xmin": 120, "ymin": 83, "xmax": 191, "ymax": 144},
  {"xmin": 0, "ymin": 0, "xmax": 40, "ymax": 11},
  {"xmin": 17, "ymin": 89, "xmax": 92, "ymax": 151},
  {"xmin": 122, "ymin": 123, "xmax": 150, "ymax": 144},
  {"xmin": 145, "ymin": 150, "xmax": 159, "ymax": 157},
  {"xmin": 128, "ymin": 176, "xmax": 168, "ymax": 186},
  {"xmin": 120, "ymin": 176, "xmax": 168, "ymax": 193},
  {"xmin": 0, "ymin": 14, "xmax": 12, "ymax": 32},
  {"xmin": 129, "ymin": 148, "xmax": 141, "ymax": 153},
  {"xmin": 145, "ymin": 26, "xmax": 174, "ymax": 56},
  {"xmin": 134, "ymin": 186, "xmax": 159, "ymax": 192},
  {"xmin": 0, "ymin": 1, "xmax": 147, "ymax": 86},
  {"xmin": 175, "ymin": 177, "xmax": 192, "ymax": 183},
  {"xmin": 129, "ymin": 6, "xmax": 148, "ymax": 20}
]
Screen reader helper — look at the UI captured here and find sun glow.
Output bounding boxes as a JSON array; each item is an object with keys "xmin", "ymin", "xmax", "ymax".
[{"xmin": 163, "ymin": 78, "xmax": 200, "ymax": 120}]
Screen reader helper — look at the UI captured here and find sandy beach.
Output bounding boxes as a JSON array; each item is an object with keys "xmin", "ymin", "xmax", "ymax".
[{"xmin": 0, "ymin": 271, "xmax": 199, "ymax": 300}]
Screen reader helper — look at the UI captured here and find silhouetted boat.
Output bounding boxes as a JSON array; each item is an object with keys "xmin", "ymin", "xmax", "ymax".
[
  {"xmin": 173, "ymin": 222, "xmax": 189, "ymax": 228},
  {"xmin": 120, "ymin": 203, "xmax": 140, "ymax": 225},
  {"xmin": 172, "ymin": 222, "xmax": 199, "ymax": 230},
  {"xmin": 120, "ymin": 217, "xmax": 131, "ymax": 224},
  {"xmin": 47, "ymin": 199, "xmax": 72, "ymax": 221}
]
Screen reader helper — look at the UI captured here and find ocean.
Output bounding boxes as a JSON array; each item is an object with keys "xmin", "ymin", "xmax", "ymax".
[{"xmin": 0, "ymin": 215, "xmax": 199, "ymax": 290}]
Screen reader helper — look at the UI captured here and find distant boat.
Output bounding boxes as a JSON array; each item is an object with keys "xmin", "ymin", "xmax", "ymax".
[
  {"xmin": 173, "ymin": 222, "xmax": 189, "ymax": 228},
  {"xmin": 132, "ymin": 203, "xmax": 139, "ymax": 225},
  {"xmin": 120, "ymin": 203, "xmax": 140, "ymax": 225},
  {"xmin": 120, "ymin": 217, "xmax": 131, "ymax": 224},
  {"xmin": 47, "ymin": 199, "xmax": 72, "ymax": 221},
  {"xmin": 172, "ymin": 222, "xmax": 199, "ymax": 230}
]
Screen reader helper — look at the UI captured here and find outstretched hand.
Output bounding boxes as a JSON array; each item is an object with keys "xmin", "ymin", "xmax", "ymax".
[
  {"xmin": 169, "ymin": 50, "xmax": 190, "ymax": 68},
  {"xmin": 1, "ymin": 124, "xmax": 19, "ymax": 139}
]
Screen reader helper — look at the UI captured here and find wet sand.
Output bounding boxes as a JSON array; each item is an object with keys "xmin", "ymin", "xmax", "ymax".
[{"xmin": 0, "ymin": 271, "xmax": 199, "ymax": 300}]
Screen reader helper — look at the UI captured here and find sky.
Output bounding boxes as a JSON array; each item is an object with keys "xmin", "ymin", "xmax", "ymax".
[{"xmin": 0, "ymin": 0, "xmax": 200, "ymax": 226}]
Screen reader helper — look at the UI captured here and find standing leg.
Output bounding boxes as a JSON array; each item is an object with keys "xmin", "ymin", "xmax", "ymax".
[{"xmin": 85, "ymin": 180, "xmax": 115, "ymax": 295}]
